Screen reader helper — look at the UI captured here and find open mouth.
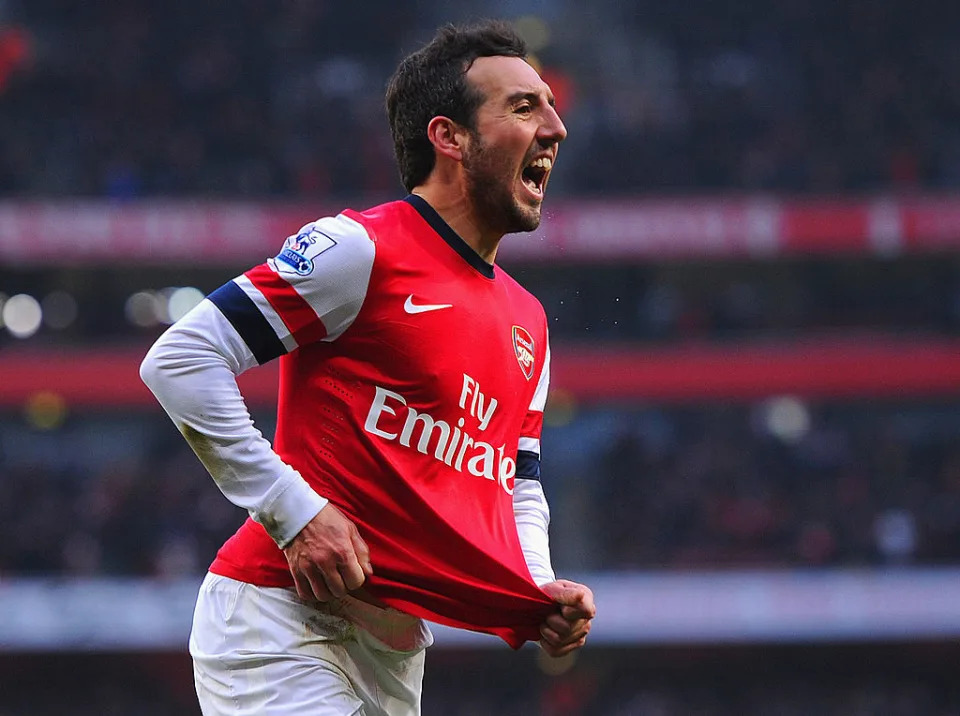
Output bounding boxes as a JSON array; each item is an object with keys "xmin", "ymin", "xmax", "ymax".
[{"xmin": 521, "ymin": 157, "xmax": 552, "ymax": 198}]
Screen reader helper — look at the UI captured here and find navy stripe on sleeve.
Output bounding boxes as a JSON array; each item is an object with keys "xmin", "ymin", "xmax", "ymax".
[
  {"xmin": 516, "ymin": 450, "xmax": 541, "ymax": 481},
  {"xmin": 207, "ymin": 281, "xmax": 286, "ymax": 365}
]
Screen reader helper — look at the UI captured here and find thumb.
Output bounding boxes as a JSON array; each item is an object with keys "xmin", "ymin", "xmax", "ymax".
[
  {"xmin": 351, "ymin": 529, "xmax": 373, "ymax": 576},
  {"xmin": 541, "ymin": 580, "xmax": 596, "ymax": 618}
]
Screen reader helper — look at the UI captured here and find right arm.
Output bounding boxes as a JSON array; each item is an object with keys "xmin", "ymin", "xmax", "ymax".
[
  {"xmin": 140, "ymin": 216, "xmax": 375, "ymax": 599},
  {"xmin": 140, "ymin": 299, "xmax": 328, "ymax": 548}
]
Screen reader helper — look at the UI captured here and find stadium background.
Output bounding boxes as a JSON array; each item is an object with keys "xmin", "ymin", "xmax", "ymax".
[{"xmin": 3, "ymin": 1, "xmax": 960, "ymax": 713}]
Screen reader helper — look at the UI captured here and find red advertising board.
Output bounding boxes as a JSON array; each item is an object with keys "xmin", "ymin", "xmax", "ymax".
[{"xmin": 2, "ymin": 195, "xmax": 960, "ymax": 265}]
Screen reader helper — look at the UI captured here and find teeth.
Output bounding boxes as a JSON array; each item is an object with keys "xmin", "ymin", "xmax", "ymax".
[{"xmin": 529, "ymin": 157, "xmax": 552, "ymax": 170}]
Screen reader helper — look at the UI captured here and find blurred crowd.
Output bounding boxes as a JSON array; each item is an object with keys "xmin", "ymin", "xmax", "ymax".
[
  {"xmin": 552, "ymin": 400, "xmax": 960, "ymax": 570},
  {"xmin": 2, "ymin": 397, "xmax": 959, "ymax": 577},
  {"xmin": 0, "ymin": 411, "xmax": 245, "ymax": 577},
  {"xmin": 6, "ymin": 676, "xmax": 957, "ymax": 716},
  {"xmin": 520, "ymin": 257, "xmax": 960, "ymax": 342},
  {"xmin": 429, "ymin": 667, "xmax": 960, "ymax": 716},
  {"xmin": 0, "ymin": 0, "xmax": 958, "ymax": 198},
  {"xmin": 4, "ymin": 255, "xmax": 960, "ymax": 348}
]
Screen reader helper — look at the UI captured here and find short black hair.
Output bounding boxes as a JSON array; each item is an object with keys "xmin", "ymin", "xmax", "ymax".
[{"xmin": 385, "ymin": 20, "xmax": 528, "ymax": 192}]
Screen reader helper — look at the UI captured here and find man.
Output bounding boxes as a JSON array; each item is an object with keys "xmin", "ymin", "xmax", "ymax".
[{"xmin": 141, "ymin": 20, "xmax": 594, "ymax": 715}]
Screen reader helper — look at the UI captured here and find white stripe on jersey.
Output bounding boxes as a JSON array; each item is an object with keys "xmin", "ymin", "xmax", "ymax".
[
  {"xmin": 529, "ymin": 341, "xmax": 550, "ymax": 413},
  {"xmin": 234, "ymin": 274, "xmax": 299, "ymax": 353},
  {"xmin": 267, "ymin": 214, "xmax": 376, "ymax": 343},
  {"xmin": 518, "ymin": 436, "xmax": 541, "ymax": 456}
]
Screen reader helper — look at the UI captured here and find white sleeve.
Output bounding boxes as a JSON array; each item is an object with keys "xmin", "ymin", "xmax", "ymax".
[
  {"xmin": 514, "ymin": 340, "xmax": 555, "ymax": 586},
  {"xmin": 210, "ymin": 214, "xmax": 376, "ymax": 362},
  {"xmin": 514, "ymin": 480, "xmax": 555, "ymax": 586},
  {"xmin": 140, "ymin": 298, "xmax": 328, "ymax": 548}
]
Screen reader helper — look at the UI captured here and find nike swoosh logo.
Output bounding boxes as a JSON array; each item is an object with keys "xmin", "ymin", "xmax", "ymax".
[{"xmin": 404, "ymin": 295, "xmax": 453, "ymax": 314}]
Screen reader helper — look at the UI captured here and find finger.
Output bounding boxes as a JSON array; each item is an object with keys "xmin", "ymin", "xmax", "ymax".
[
  {"xmin": 558, "ymin": 591, "xmax": 596, "ymax": 620},
  {"xmin": 545, "ymin": 613, "xmax": 575, "ymax": 636},
  {"xmin": 290, "ymin": 567, "xmax": 312, "ymax": 601},
  {"xmin": 560, "ymin": 636, "xmax": 588, "ymax": 656},
  {"xmin": 539, "ymin": 634, "xmax": 587, "ymax": 658},
  {"xmin": 568, "ymin": 590, "xmax": 596, "ymax": 618},
  {"xmin": 539, "ymin": 639, "xmax": 563, "ymax": 658},
  {"xmin": 550, "ymin": 620, "xmax": 591, "ymax": 645},
  {"xmin": 338, "ymin": 558, "xmax": 367, "ymax": 592},
  {"xmin": 561, "ymin": 604, "xmax": 595, "ymax": 622},
  {"xmin": 545, "ymin": 643, "xmax": 578, "ymax": 658},
  {"xmin": 540, "ymin": 625, "xmax": 563, "ymax": 646},
  {"xmin": 541, "ymin": 581, "xmax": 596, "ymax": 618},
  {"xmin": 321, "ymin": 564, "xmax": 348, "ymax": 599},
  {"xmin": 540, "ymin": 624, "xmax": 582, "ymax": 646},
  {"xmin": 542, "ymin": 620, "xmax": 590, "ymax": 648},
  {"xmin": 305, "ymin": 567, "xmax": 335, "ymax": 602},
  {"xmin": 351, "ymin": 530, "xmax": 374, "ymax": 577},
  {"xmin": 563, "ymin": 621, "xmax": 591, "ymax": 644}
]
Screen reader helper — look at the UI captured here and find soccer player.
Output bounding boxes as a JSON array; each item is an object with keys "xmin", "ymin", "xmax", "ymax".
[{"xmin": 141, "ymin": 20, "xmax": 594, "ymax": 715}]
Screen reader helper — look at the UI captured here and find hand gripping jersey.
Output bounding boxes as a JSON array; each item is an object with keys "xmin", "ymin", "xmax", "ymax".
[{"xmin": 207, "ymin": 196, "xmax": 554, "ymax": 647}]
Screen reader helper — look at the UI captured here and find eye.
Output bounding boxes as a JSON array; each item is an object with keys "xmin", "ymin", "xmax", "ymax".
[{"xmin": 514, "ymin": 103, "xmax": 533, "ymax": 115}]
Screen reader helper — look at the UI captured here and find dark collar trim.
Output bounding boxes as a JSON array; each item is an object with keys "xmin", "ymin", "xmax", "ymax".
[{"xmin": 404, "ymin": 194, "xmax": 496, "ymax": 279}]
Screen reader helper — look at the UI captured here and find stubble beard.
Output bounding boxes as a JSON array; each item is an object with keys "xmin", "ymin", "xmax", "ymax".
[{"xmin": 463, "ymin": 133, "xmax": 542, "ymax": 235}]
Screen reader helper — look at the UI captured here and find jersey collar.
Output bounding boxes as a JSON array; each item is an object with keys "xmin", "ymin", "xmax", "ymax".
[{"xmin": 404, "ymin": 195, "xmax": 496, "ymax": 279}]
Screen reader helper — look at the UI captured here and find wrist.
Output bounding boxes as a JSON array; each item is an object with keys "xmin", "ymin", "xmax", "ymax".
[{"xmin": 253, "ymin": 470, "xmax": 329, "ymax": 547}]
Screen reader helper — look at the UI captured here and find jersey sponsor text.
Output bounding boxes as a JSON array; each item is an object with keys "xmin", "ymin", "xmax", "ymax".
[{"xmin": 364, "ymin": 373, "xmax": 516, "ymax": 494}]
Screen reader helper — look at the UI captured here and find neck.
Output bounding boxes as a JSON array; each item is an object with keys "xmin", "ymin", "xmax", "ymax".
[{"xmin": 411, "ymin": 183, "xmax": 501, "ymax": 265}]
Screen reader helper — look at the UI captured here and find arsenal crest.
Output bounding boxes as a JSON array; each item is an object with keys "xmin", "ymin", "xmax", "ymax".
[{"xmin": 512, "ymin": 326, "xmax": 535, "ymax": 380}]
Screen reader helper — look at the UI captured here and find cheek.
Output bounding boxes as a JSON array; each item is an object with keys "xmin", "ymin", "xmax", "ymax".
[
  {"xmin": 501, "ymin": 140, "xmax": 527, "ymax": 175},
  {"xmin": 477, "ymin": 149, "xmax": 515, "ymax": 182}
]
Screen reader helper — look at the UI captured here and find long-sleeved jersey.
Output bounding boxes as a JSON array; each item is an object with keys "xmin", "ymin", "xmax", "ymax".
[{"xmin": 142, "ymin": 196, "xmax": 556, "ymax": 648}]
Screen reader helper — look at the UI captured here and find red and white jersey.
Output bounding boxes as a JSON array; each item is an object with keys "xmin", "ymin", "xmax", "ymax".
[{"xmin": 205, "ymin": 196, "xmax": 553, "ymax": 647}]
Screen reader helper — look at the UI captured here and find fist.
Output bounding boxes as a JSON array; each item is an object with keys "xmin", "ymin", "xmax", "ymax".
[{"xmin": 538, "ymin": 579, "xmax": 596, "ymax": 657}]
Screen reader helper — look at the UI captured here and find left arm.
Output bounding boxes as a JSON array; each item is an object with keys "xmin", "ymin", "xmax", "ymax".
[
  {"xmin": 513, "ymin": 478, "xmax": 555, "ymax": 585},
  {"xmin": 513, "ymin": 340, "xmax": 595, "ymax": 655},
  {"xmin": 514, "ymin": 341, "xmax": 555, "ymax": 586}
]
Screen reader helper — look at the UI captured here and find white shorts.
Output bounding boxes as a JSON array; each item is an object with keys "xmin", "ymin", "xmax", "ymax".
[{"xmin": 189, "ymin": 573, "xmax": 431, "ymax": 716}]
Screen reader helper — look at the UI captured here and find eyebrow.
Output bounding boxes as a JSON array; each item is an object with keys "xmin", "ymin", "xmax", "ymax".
[{"xmin": 506, "ymin": 90, "xmax": 557, "ymax": 108}]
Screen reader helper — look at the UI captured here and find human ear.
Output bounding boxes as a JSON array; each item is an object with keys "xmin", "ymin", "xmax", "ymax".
[{"xmin": 426, "ymin": 116, "xmax": 466, "ymax": 162}]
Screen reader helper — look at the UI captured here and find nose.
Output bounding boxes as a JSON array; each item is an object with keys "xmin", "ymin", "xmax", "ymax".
[{"xmin": 539, "ymin": 104, "xmax": 567, "ymax": 145}]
